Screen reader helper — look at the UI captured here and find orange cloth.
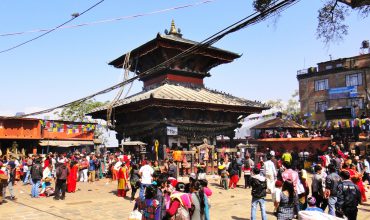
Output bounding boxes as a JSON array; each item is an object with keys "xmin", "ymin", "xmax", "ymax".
[{"xmin": 173, "ymin": 150, "xmax": 183, "ymax": 162}]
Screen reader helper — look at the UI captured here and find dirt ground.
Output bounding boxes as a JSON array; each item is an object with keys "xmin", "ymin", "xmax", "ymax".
[{"xmin": 0, "ymin": 175, "xmax": 369, "ymax": 220}]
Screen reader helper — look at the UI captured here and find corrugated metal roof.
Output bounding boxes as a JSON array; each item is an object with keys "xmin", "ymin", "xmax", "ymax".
[
  {"xmin": 122, "ymin": 141, "xmax": 147, "ymax": 146},
  {"xmin": 39, "ymin": 140, "xmax": 94, "ymax": 147},
  {"xmin": 91, "ymin": 84, "xmax": 266, "ymax": 113}
]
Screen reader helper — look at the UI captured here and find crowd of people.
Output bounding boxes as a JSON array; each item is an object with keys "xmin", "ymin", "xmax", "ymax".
[
  {"xmin": 0, "ymin": 151, "xmax": 213, "ymax": 220},
  {"xmin": 0, "ymin": 152, "xmax": 108, "ymax": 203},
  {"xmin": 0, "ymin": 141, "xmax": 369, "ymax": 220},
  {"xmin": 258, "ymin": 129, "xmax": 331, "ymax": 139},
  {"xmin": 215, "ymin": 141, "xmax": 369, "ymax": 220}
]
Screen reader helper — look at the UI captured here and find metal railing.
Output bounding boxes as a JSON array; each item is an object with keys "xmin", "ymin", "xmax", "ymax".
[{"xmin": 297, "ymin": 68, "xmax": 308, "ymax": 75}]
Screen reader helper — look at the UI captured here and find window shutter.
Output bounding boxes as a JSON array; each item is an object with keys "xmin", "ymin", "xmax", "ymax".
[{"xmin": 358, "ymin": 73, "xmax": 363, "ymax": 86}]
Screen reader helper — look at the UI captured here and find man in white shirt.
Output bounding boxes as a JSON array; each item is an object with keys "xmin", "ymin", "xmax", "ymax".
[
  {"xmin": 264, "ymin": 154, "xmax": 277, "ymax": 194},
  {"xmin": 139, "ymin": 161, "xmax": 154, "ymax": 199}
]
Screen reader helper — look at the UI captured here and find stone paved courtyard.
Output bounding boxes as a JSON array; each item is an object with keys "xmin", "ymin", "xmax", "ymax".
[{"xmin": 1, "ymin": 176, "xmax": 370, "ymax": 220}]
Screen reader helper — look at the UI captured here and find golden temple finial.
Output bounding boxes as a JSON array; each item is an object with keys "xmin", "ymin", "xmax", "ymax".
[
  {"xmin": 169, "ymin": 19, "xmax": 178, "ymax": 34},
  {"xmin": 165, "ymin": 19, "xmax": 182, "ymax": 37}
]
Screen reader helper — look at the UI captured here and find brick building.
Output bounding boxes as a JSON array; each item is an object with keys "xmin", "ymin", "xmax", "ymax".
[{"xmin": 297, "ymin": 53, "xmax": 370, "ymax": 121}]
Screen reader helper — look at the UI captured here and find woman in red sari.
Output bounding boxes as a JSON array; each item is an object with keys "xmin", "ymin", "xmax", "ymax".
[
  {"xmin": 349, "ymin": 163, "xmax": 367, "ymax": 202},
  {"xmin": 67, "ymin": 161, "xmax": 79, "ymax": 193}
]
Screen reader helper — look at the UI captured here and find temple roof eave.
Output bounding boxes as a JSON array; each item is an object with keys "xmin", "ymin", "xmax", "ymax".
[
  {"xmin": 108, "ymin": 34, "xmax": 241, "ymax": 69},
  {"xmin": 88, "ymin": 84, "xmax": 268, "ymax": 117},
  {"xmin": 92, "ymin": 100, "xmax": 267, "ymax": 116}
]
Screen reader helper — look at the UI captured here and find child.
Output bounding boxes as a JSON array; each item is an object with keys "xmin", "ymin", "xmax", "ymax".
[
  {"xmin": 305, "ymin": 196, "xmax": 323, "ymax": 212},
  {"xmin": 272, "ymin": 180, "xmax": 283, "ymax": 214},
  {"xmin": 220, "ymin": 166, "xmax": 229, "ymax": 190}
]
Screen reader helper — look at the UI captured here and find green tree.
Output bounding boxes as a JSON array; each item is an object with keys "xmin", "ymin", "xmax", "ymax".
[
  {"xmin": 55, "ymin": 99, "xmax": 108, "ymax": 122},
  {"xmin": 286, "ymin": 89, "xmax": 300, "ymax": 115},
  {"xmin": 253, "ymin": 0, "xmax": 370, "ymax": 44},
  {"xmin": 266, "ymin": 99, "xmax": 284, "ymax": 111},
  {"xmin": 266, "ymin": 90, "xmax": 300, "ymax": 115}
]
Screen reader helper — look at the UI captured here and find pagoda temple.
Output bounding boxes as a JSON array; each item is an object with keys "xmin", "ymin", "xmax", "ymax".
[{"xmin": 89, "ymin": 21, "xmax": 268, "ymax": 153}]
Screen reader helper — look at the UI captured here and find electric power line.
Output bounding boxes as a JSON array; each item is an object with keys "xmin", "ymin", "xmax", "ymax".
[
  {"xmin": 0, "ymin": 0, "xmax": 215, "ymax": 37},
  {"xmin": 16, "ymin": 0, "xmax": 299, "ymax": 119},
  {"xmin": 0, "ymin": 0, "xmax": 105, "ymax": 54}
]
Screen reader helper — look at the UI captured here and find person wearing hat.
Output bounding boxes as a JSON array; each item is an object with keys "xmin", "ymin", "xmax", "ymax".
[
  {"xmin": 272, "ymin": 180, "xmax": 283, "ymax": 214},
  {"xmin": 184, "ymin": 173, "xmax": 198, "ymax": 193},
  {"xmin": 305, "ymin": 197, "xmax": 323, "ymax": 212}
]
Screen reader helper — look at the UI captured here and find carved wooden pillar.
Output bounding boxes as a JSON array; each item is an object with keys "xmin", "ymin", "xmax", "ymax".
[
  {"xmin": 191, "ymin": 151, "xmax": 194, "ymax": 173},
  {"xmin": 211, "ymin": 146, "xmax": 214, "ymax": 175}
]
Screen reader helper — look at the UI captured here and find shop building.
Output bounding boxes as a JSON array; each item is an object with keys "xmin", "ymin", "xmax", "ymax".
[
  {"xmin": 297, "ymin": 52, "xmax": 370, "ymax": 121},
  {"xmin": 0, "ymin": 116, "xmax": 96, "ymax": 156}
]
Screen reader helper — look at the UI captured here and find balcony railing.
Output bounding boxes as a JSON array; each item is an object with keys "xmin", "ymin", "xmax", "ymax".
[
  {"xmin": 297, "ymin": 69, "xmax": 308, "ymax": 75},
  {"xmin": 297, "ymin": 67, "xmax": 318, "ymax": 76}
]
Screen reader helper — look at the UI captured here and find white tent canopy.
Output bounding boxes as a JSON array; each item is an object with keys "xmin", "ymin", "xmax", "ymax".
[{"xmin": 122, "ymin": 141, "xmax": 147, "ymax": 146}]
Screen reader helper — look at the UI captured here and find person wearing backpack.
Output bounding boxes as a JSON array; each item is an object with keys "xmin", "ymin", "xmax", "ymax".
[
  {"xmin": 250, "ymin": 167, "xmax": 267, "ymax": 220},
  {"xmin": 54, "ymin": 162, "xmax": 69, "ymax": 200},
  {"xmin": 30, "ymin": 158, "xmax": 43, "ymax": 198}
]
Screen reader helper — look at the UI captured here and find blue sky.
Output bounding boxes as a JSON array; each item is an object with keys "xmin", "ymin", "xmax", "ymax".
[{"xmin": 1, "ymin": 0, "xmax": 370, "ymax": 116}]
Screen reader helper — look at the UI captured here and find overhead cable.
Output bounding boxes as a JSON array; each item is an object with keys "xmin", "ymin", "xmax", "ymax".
[
  {"xmin": 0, "ymin": 0, "xmax": 215, "ymax": 37},
  {"xmin": 0, "ymin": 0, "xmax": 105, "ymax": 54},
  {"xmin": 17, "ymin": 0, "xmax": 299, "ymax": 118}
]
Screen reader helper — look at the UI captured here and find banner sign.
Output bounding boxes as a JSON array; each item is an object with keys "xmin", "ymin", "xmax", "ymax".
[
  {"xmin": 166, "ymin": 126, "xmax": 178, "ymax": 136},
  {"xmin": 40, "ymin": 120, "xmax": 96, "ymax": 134},
  {"xmin": 328, "ymin": 86, "xmax": 357, "ymax": 99}
]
